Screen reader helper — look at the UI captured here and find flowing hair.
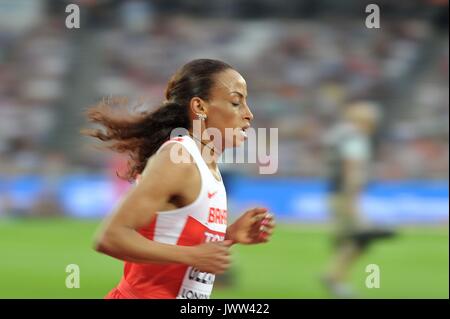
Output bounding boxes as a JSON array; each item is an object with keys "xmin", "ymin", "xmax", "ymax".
[{"xmin": 81, "ymin": 59, "xmax": 232, "ymax": 182}]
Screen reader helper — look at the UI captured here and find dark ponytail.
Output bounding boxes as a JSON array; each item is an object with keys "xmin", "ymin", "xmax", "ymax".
[{"xmin": 82, "ymin": 59, "xmax": 232, "ymax": 182}]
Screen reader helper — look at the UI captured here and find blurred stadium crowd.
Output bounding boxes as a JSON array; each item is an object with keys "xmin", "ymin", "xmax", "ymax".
[{"xmin": 0, "ymin": 0, "xmax": 448, "ymax": 216}]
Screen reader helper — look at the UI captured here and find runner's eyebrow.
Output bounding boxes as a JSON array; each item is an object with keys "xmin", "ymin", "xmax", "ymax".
[
  {"xmin": 217, "ymin": 79, "xmax": 247, "ymax": 98},
  {"xmin": 230, "ymin": 91, "xmax": 245, "ymax": 98}
]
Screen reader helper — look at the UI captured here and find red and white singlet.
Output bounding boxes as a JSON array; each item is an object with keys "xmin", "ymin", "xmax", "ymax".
[{"xmin": 106, "ymin": 135, "xmax": 227, "ymax": 299}]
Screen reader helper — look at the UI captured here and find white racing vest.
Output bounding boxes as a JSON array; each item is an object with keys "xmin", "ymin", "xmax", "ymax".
[{"xmin": 164, "ymin": 136, "xmax": 227, "ymax": 299}]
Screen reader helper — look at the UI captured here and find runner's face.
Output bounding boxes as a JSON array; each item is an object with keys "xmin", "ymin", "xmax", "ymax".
[{"xmin": 204, "ymin": 69, "xmax": 254, "ymax": 149}]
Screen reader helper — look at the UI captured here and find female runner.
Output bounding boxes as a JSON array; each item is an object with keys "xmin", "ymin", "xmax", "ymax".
[{"xmin": 84, "ymin": 59, "xmax": 275, "ymax": 299}]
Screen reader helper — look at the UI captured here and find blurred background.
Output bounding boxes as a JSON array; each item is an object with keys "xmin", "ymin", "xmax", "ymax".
[{"xmin": 0, "ymin": 0, "xmax": 448, "ymax": 298}]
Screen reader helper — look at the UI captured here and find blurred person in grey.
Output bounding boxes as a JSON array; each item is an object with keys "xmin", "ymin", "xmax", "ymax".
[{"xmin": 322, "ymin": 101, "xmax": 395, "ymax": 298}]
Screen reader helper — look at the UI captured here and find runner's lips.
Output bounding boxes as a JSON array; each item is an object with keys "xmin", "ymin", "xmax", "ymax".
[{"xmin": 240, "ymin": 125, "xmax": 250, "ymax": 139}]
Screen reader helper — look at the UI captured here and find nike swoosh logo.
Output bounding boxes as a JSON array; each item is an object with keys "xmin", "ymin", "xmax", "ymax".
[{"xmin": 208, "ymin": 191, "xmax": 218, "ymax": 199}]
